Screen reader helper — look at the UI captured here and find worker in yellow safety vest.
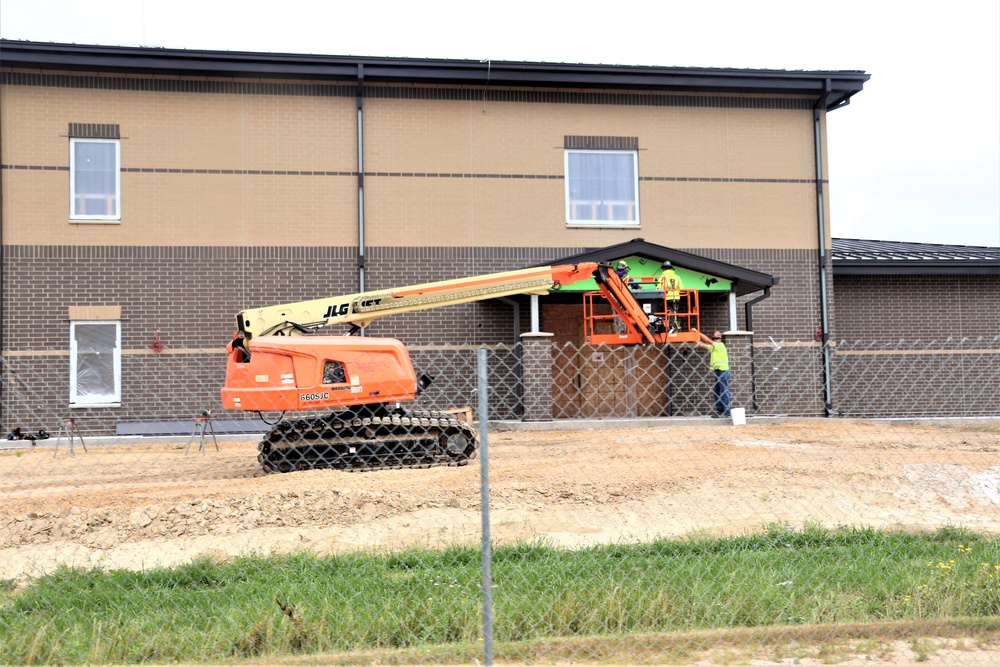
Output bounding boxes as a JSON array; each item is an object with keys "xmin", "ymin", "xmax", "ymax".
[
  {"xmin": 695, "ymin": 329, "xmax": 731, "ymax": 418},
  {"xmin": 660, "ymin": 261, "xmax": 684, "ymax": 332}
]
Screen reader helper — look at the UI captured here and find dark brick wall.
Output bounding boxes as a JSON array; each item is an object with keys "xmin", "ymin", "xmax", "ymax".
[
  {"xmin": 826, "ymin": 273, "xmax": 1000, "ymax": 418},
  {"xmin": 0, "ymin": 243, "xmax": 828, "ymax": 431},
  {"xmin": 737, "ymin": 344, "xmax": 828, "ymax": 416},
  {"xmin": 0, "ymin": 352, "xmax": 230, "ymax": 436},
  {"xmin": 830, "ymin": 343, "xmax": 1000, "ymax": 417},
  {"xmin": 831, "ymin": 274, "xmax": 1000, "ymax": 342},
  {"xmin": 520, "ymin": 335, "xmax": 555, "ymax": 421},
  {"xmin": 6, "ymin": 244, "xmax": 993, "ymax": 432},
  {"xmin": 704, "ymin": 248, "xmax": 833, "ymax": 341},
  {"xmin": 4, "ymin": 244, "xmax": 819, "ymax": 349},
  {"xmin": 1, "ymin": 245, "xmax": 358, "ymax": 351}
]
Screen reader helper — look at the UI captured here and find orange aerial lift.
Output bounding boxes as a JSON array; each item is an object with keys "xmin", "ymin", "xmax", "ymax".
[
  {"xmin": 584, "ymin": 263, "xmax": 701, "ymax": 345},
  {"xmin": 221, "ymin": 261, "xmax": 698, "ymax": 472}
]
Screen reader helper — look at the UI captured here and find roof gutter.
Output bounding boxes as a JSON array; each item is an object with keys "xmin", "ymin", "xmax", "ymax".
[{"xmin": 0, "ymin": 40, "xmax": 870, "ymax": 104}]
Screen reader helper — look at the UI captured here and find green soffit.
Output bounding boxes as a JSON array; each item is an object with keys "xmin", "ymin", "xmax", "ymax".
[{"xmin": 556, "ymin": 258, "xmax": 732, "ymax": 293}]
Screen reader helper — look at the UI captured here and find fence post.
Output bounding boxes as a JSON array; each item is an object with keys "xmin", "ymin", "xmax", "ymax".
[
  {"xmin": 519, "ymin": 332, "xmax": 554, "ymax": 422},
  {"xmin": 477, "ymin": 347, "xmax": 494, "ymax": 665},
  {"xmin": 724, "ymin": 331, "xmax": 754, "ymax": 417}
]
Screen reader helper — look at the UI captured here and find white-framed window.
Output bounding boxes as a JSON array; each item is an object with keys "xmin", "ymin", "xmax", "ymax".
[
  {"xmin": 565, "ymin": 149, "xmax": 640, "ymax": 226},
  {"xmin": 70, "ymin": 321, "xmax": 121, "ymax": 406},
  {"xmin": 70, "ymin": 138, "xmax": 121, "ymax": 220}
]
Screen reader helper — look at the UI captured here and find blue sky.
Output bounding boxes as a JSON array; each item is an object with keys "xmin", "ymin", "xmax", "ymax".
[{"xmin": 2, "ymin": 0, "xmax": 998, "ymax": 247}]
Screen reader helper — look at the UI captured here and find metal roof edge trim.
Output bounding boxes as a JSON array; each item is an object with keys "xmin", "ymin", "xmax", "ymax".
[{"xmin": 0, "ymin": 39, "xmax": 870, "ymax": 97}]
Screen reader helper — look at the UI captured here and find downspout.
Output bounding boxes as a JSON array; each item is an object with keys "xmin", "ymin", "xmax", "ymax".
[
  {"xmin": 0, "ymin": 102, "xmax": 4, "ymax": 430},
  {"xmin": 743, "ymin": 287, "xmax": 772, "ymax": 413},
  {"xmin": 0, "ymin": 101, "xmax": 5, "ymax": 430},
  {"xmin": 813, "ymin": 83, "xmax": 834, "ymax": 417},
  {"xmin": 356, "ymin": 65, "xmax": 366, "ymax": 303}
]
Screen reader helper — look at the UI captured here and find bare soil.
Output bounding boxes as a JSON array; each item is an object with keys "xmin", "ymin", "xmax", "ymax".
[{"xmin": 2, "ymin": 420, "xmax": 998, "ymax": 665}]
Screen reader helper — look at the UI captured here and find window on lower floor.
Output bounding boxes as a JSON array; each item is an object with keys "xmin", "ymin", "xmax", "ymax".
[
  {"xmin": 70, "ymin": 135, "xmax": 121, "ymax": 221},
  {"xmin": 564, "ymin": 145, "xmax": 640, "ymax": 227},
  {"xmin": 70, "ymin": 321, "xmax": 121, "ymax": 406}
]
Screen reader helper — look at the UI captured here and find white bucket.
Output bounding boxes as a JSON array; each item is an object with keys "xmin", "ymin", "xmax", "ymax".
[{"xmin": 731, "ymin": 407, "xmax": 746, "ymax": 426}]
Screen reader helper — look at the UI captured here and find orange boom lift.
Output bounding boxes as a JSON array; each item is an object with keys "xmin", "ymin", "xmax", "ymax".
[{"xmin": 221, "ymin": 261, "xmax": 697, "ymax": 473}]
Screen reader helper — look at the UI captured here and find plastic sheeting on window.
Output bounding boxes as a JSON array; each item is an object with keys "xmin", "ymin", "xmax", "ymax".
[{"xmin": 72, "ymin": 322, "xmax": 119, "ymax": 401}]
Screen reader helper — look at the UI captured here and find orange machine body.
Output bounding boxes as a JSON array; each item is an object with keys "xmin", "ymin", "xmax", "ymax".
[{"xmin": 221, "ymin": 335, "xmax": 418, "ymax": 413}]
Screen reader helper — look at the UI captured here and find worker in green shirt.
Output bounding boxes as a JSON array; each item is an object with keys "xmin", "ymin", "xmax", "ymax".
[{"xmin": 695, "ymin": 329, "xmax": 731, "ymax": 418}]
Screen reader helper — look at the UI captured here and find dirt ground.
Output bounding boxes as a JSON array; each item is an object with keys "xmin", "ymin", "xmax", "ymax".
[{"xmin": 1, "ymin": 420, "xmax": 998, "ymax": 665}]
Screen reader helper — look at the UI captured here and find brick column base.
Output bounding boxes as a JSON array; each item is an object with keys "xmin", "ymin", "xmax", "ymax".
[{"xmin": 520, "ymin": 332, "xmax": 554, "ymax": 422}]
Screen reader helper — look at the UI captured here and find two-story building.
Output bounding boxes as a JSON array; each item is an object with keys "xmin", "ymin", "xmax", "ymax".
[{"xmin": 7, "ymin": 40, "xmax": 985, "ymax": 433}]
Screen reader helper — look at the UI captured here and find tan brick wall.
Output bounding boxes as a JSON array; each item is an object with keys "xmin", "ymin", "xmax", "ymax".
[
  {"xmin": 1, "ymin": 78, "xmax": 358, "ymax": 246},
  {"xmin": 2, "ymin": 73, "xmax": 830, "ymax": 251},
  {"xmin": 1, "ymin": 82, "xmax": 357, "ymax": 170},
  {"xmin": 361, "ymin": 95, "xmax": 827, "ymax": 249}
]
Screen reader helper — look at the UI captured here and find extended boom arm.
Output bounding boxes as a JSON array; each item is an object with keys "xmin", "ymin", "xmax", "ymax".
[{"xmin": 234, "ymin": 263, "xmax": 602, "ymax": 341}]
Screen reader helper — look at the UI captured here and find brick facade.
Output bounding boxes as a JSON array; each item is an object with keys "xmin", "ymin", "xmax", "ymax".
[
  {"xmin": 0, "ymin": 244, "xmax": 830, "ymax": 347},
  {"xmin": 1, "ymin": 70, "xmax": 831, "ymax": 251},
  {"xmin": 17, "ymin": 50, "xmax": 988, "ymax": 430},
  {"xmin": 0, "ymin": 243, "xmax": 838, "ymax": 428}
]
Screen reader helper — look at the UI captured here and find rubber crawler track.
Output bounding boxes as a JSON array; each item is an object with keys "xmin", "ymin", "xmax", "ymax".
[{"xmin": 256, "ymin": 409, "xmax": 479, "ymax": 474}]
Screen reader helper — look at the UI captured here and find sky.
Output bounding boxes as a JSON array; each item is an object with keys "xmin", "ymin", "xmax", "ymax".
[{"xmin": 2, "ymin": 0, "xmax": 998, "ymax": 247}]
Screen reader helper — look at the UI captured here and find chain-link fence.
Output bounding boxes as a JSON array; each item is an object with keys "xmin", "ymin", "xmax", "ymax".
[{"xmin": 1, "ymin": 337, "xmax": 998, "ymax": 665}]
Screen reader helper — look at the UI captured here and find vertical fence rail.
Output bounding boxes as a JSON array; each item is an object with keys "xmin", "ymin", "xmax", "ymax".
[{"xmin": 477, "ymin": 346, "xmax": 494, "ymax": 666}]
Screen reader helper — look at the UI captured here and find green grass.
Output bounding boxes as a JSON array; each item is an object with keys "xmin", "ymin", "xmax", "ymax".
[{"xmin": 0, "ymin": 524, "xmax": 997, "ymax": 665}]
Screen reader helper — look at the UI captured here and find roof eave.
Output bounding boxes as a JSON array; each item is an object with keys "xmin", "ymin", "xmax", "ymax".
[{"xmin": 0, "ymin": 40, "xmax": 869, "ymax": 102}]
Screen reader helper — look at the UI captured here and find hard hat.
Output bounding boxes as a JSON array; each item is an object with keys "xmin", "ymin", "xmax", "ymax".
[
  {"xmin": 617, "ymin": 261, "xmax": 628, "ymax": 269},
  {"xmin": 661, "ymin": 260, "xmax": 672, "ymax": 269}
]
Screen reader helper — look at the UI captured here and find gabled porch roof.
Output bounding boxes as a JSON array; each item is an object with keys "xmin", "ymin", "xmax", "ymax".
[{"xmin": 539, "ymin": 238, "xmax": 776, "ymax": 298}]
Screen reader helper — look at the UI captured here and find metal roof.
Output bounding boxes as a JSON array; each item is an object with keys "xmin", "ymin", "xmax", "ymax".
[
  {"xmin": 832, "ymin": 238, "xmax": 1000, "ymax": 275},
  {"xmin": 0, "ymin": 40, "xmax": 869, "ymax": 110}
]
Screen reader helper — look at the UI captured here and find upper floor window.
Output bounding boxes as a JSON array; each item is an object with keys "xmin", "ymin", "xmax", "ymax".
[
  {"xmin": 564, "ymin": 136, "xmax": 639, "ymax": 227},
  {"xmin": 70, "ymin": 319, "xmax": 121, "ymax": 406},
  {"xmin": 69, "ymin": 123, "xmax": 121, "ymax": 221}
]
